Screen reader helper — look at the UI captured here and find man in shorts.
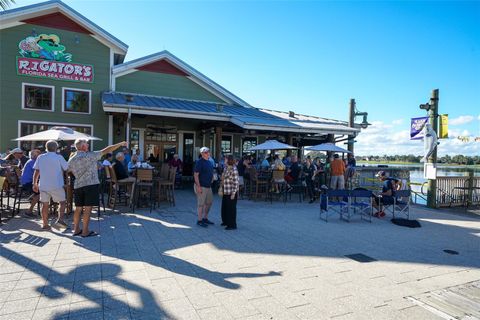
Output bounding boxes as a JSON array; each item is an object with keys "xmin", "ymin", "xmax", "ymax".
[
  {"xmin": 33, "ymin": 141, "xmax": 69, "ymax": 230},
  {"xmin": 194, "ymin": 147, "xmax": 214, "ymax": 227},
  {"xmin": 21, "ymin": 149, "xmax": 41, "ymax": 217},
  {"xmin": 68, "ymin": 139, "xmax": 127, "ymax": 237}
]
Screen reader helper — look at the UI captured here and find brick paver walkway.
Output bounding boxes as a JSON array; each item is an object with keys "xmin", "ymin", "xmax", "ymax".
[{"xmin": 1, "ymin": 190, "xmax": 479, "ymax": 319}]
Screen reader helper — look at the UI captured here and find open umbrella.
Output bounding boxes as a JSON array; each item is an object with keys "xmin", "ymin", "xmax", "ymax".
[
  {"xmin": 14, "ymin": 126, "xmax": 101, "ymax": 141},
  {"xmin": 305, "ymin": 143, "xmax": 352, "ymax": 154},
  {"xmin": 247, "ymin": 139, "xmax": 297, "ymax": 151}
]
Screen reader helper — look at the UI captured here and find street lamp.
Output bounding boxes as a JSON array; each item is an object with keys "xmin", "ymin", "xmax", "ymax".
[{"xmin": 355, "ymin": 111, "xmax": 371, "ymax": 129}]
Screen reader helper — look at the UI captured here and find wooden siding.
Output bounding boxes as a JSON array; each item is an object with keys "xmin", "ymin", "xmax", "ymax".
[
  {"xmin": 115, "ymin": 70, "xmax": 224, "ymax": 103},
  {"xmin": 0, "ymin": 23, "xmax": 111, "ymax": 148},
  {"xmin": 21, "ymin": 12, "xmax": 92, "ymax": 34}
]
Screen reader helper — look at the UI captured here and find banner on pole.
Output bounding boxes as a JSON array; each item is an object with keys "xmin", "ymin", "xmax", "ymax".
[
  {"xmin": 439, "ymin": 114, "xmax": 448, "ymax": 139},
  {"xmin": 410, "ymin": 116, "xmax": 429, "ymax": 140}
]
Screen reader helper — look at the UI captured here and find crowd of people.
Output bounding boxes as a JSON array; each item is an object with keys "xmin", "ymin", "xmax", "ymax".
[
  {"xmin": 1, "ymin": 140, "xmax": 398, "ymax": 233},
  {"xmin": 1, "ymin": 140, "xmax": 127, "ymax": 236}
]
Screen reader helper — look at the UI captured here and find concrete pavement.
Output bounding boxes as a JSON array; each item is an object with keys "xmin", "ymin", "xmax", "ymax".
[{"xmin": 1, "ymin": 190, "xmax": 479, "ymax": 319}]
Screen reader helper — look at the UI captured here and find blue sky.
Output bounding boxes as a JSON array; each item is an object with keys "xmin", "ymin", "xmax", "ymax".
[{"xmin": 9, "ymin": 0, "xmax": 480, "ymax": 156}]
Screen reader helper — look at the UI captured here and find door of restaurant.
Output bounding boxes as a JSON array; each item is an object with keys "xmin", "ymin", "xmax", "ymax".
[
  {"xmin": 144, "ymin": 131, "xmax": 177, "ymax": 163},
  {"xmin": 145, "ymin": 142, "xmax": 177, "ymax": 163}
]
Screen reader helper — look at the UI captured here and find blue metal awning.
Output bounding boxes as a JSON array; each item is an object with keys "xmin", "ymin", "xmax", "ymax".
[{"xmin": 102, "ymin": 91, "xmax": 359, "ymax": 135}]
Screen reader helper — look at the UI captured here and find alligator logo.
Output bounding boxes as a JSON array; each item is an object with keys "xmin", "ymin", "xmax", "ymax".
[{"xmin": 19, "ymin": 34, "xmax": 72, "ymax": 62}]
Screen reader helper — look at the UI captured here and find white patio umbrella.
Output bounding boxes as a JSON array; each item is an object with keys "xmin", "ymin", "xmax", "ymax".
[
  {"xmin": 247, "ymin": 139, "xmax": 297, "ymax": 151},
  {"xmin": 14, "ymin": 126, "xmax": 101, "ymax": 141},
  {"xmin": 305, "ymin": 143, "xmax": 352, "ymax": 154}
]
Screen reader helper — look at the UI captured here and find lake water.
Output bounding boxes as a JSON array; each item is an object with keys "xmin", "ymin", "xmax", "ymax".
[{"xmin": 360, "ymin": 163, "xmax": 480, "ymax": 205}]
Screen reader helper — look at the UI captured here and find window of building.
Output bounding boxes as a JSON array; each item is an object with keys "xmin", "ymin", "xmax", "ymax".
[
  {"xmin": 22, "ymin": 83, "xmax": 54, "ymax": 111},
  {"xmin": 130, "ymin": 130, "xmax": 139, "ymax": 153},
  {"xmin": 145, "ymin": 132, "xmax": 177, "ymax": 142},
  {"xmin": 242, "ymin": 137, "xmax": 257, "ymax": 154},
  {"xmin": 18, "ymin": 121, "xmax": 92, "ymax": 152},
  {"xmin": 62, "ymin": 88, "xmax": 91, "ymax": 113},
  {"xmin": 221, "ymin": 135, "xmax": 232, "ymax": 154}
]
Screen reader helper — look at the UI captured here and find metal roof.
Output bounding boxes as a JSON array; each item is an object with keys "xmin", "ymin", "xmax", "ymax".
[{"xmin": 102, "ymin": 92, "xmax": 359, "ymax": 135}]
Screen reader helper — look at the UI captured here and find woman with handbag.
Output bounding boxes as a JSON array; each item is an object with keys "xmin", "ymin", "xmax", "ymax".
[{"xmin": 220, "ymin": 155, "xmax": 239, "ymax": 230}]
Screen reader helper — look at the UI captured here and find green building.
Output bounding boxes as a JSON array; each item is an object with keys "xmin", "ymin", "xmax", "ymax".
[{"xmin": 1, "ymin": 1, "xmax": 360, "ymax": 175}]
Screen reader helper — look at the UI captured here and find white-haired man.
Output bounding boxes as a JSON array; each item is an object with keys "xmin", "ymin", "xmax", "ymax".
[
  {"xmin": 33, "ymin": 140, "xmax": 69, "ymax": 230},
  {"xmin": 68, "ymin": 139, "xmax": 127, "ymax": 237}
]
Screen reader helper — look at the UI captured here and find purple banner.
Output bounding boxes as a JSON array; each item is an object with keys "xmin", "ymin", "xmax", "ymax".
[{"xmin": 410, "ymin": 116, "xmax": 429, "ymax": 140}]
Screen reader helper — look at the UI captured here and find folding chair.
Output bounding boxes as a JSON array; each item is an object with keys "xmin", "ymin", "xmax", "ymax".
[
  {"xmin": 350, "ymin": 189, "xmax": 373, "ymax": 222},
  {"xmin": 384, "ymin": 190, "xmax": 411, "ymax": 219},
  {"xmin": 320, "ymin": 189, "xmax": 350, "ymax": 222}
]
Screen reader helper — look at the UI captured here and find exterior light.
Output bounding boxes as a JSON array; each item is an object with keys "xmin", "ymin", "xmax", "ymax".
[
  {"xmin": 420, "ymin": 103, "xmax": 431, "ymax": 111},
  {"xmin": 354, "ymin": 111, "xmax": 370, "ymax": 129}
]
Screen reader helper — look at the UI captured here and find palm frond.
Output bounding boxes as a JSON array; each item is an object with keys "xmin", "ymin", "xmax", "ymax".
[{"xmin": 0, "ymin": 0, "xmax": 16, "ymax": 10}]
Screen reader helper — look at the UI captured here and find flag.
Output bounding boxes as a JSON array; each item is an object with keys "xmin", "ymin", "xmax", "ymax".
[
  {"xmin": 439, "ymin": 114, "xmax": 448, "ymax": 139},
  {"xmin": 410, "ymin": 116, "xmax": 429, "ymax": 140}
]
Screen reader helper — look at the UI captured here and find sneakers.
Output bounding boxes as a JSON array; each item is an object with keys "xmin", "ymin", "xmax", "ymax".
[
  {"xmin": 202, "ymin": 218, "xmax": 214, "ymax": 225},
  {"xmin": 374, "ymin": 211, "xmax": 385, "ymax": 218},
  {"xmin": 197, "ymin": 220, "xmax": 208, "ymax": 227}
]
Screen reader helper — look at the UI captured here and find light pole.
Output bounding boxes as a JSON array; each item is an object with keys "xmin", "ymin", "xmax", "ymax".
[{"xmin": 348, "ymin": 99, "xmax": 370, "ymax": 153}]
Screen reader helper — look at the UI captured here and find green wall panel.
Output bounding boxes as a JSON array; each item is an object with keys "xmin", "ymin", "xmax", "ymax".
[
  {"xmin": 0, "ymin": 23, "xmax": 111, "ymax": 149},
  {"xmin": 115, "ymin": 71, "xmax": 224, "ymax": 103}
]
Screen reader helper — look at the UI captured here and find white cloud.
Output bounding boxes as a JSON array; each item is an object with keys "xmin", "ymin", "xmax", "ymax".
[
  {"xmin": 450, "ymin": 115, "xmax": 474, "ymax": 125},
  {"xmin": 355, "ymin": 121, "xmax": 480, "ymax": 156},
  {"xmin": 392, "ymin": 119, "xmax": 404, "ymax": 125}
]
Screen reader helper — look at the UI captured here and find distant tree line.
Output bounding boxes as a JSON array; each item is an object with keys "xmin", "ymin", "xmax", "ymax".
[{"xmin": 358, "ymin": 154, "xmax": 480, "ymax": 165}]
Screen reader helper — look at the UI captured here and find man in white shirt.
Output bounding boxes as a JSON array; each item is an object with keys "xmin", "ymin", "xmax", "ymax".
[{"xmin": 33, "ymin": 140, "xmax": 69, "ymax": 230}]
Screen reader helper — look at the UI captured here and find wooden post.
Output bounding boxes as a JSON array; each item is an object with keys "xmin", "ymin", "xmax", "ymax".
[
  {"xmin": 286, "ymin": 133, "xmax": 293, "ymax": 157},
  {"xmin": 427, "ymin": 89, "xmax": 439, "ymax": 208},
  {"xmin": 215, "ymin": 126, "xmax": 222, "ymax": 161},
  {"xmin": 467, "ymin": 170, "xmax": 474, "ymax": 207},
  {"xmin": 348, "ymin": 99, "xmax": 355, "ymax": 153}
]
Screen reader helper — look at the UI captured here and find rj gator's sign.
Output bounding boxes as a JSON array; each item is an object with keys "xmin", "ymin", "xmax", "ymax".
[{"xmin": 16, "ymin": 34, "xmax": 94, "ymax": 83}]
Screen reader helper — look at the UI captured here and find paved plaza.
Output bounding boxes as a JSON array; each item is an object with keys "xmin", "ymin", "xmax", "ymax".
[{"xmin": 1, "ymin": 190, "xmax": 479, "ymax": 320}]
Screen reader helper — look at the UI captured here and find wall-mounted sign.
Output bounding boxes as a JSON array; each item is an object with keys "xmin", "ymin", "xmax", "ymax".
[
  {"xmin": 16, "ymin": 34, "xmax": 94, "ymax": 83},
  {"xmin": 410, "ymin": 116, "xmax": 429, "ymax": 140}
]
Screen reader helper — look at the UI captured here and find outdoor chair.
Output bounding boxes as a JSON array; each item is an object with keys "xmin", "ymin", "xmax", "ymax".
[
  {"xmin": 269, "ymin": 169, "xmax": 287, "ymax": 204},
  {"xmin": 320, "ymin": 189, "xmax": 349, "ymax": 222},
  {"xmin": 0, "ymin": 176, "xmax": 6, "ymax": 224},
  {"xmin": 349, "ymin": 189, "xmax": 374, "ymax": 222},
  {"xmin": 132, "ymin": 168, "xmax": 154, "ymax": 213},
  {"xmin": 383, "ymin": 189, "xmax": 411, "ymax": 219},
  {"xmin": 10, "ymin": 167, "xmax": 39, "ymax": 216},
  {"xmin": 248, "ymin": 167, "xmax": 269, "ymax": 200},
  {"xmin": 288, "ymin": 173, "xmax": 305, "ymax": 203},
  {"xmin": 107, "ymin": 166, "xmax": 135, "ymax": 210},
  {"xmin": 158, "ymin": 167, "xmax": 176, "ymax": 206}
]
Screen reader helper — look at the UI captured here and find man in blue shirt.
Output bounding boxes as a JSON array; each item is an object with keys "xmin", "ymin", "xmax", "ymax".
[
  {"xmin": 373, "ymin": 170, "xmax": 397, "ymax": 217},
  {"xmin": 194, "ymin": 147, "xmax": 214, "ymax": 227},
  {"xmin": 21, "ymin": 149, "xmax": 41, "ymax": 217}
]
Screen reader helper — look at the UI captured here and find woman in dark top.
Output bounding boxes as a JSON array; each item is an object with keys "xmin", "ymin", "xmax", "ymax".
[{"xmin": 303, "ymin": 158, "xmax": 317, "ymax": 203}]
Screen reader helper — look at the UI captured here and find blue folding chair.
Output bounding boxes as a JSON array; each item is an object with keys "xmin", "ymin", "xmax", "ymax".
[
  {"xmin": 320, "ymin": 189, "xmax": 350, "ymax": 222},
  {"xmin": 350, "ymin": 189, "xmax": 373, "ymax": 222},
  {"xmin": 384, "ymin": 189, "xmax": 411, "ymax": 219}
]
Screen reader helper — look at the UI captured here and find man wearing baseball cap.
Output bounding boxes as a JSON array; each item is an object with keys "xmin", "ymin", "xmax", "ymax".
[
  {"xmin": 194, "ymin": 147, "xmax": 215, "ymax": 227},
  {"xmin": 372, "ymin": 170, "xmax": 397, "ymax": 217},
  {"xmin": 10, "ymin": 147, "xmax": 29, "ymax": 169}
]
